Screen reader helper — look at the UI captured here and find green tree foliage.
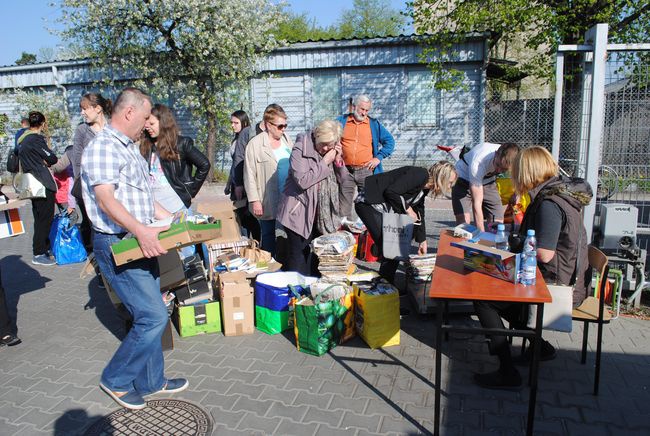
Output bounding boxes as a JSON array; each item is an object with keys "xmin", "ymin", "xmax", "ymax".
[
  {"xmin": 409, "ymin": 0, "xmax": 650, "ymax": 89},
  {"xmin": 56, "ymin": 0, "xmax": 283, "ymax": 179},
  {"xmin": 277, "ymin": 0, "xmax": 406, "ymax": 43},
  {"xmin": 337, "ymin": 0, "xmax": 406, "ymax": 38},
  {"xmin": 12, "ymin": 88, "xmax": 73, "ymax": 151},
  {"xmin": 276, "ymin": 11, "xmax": 339, "ymax": 42},
  {"xmin": 15, "ymin": 52, "xmax": 37, "ymax": 66}
]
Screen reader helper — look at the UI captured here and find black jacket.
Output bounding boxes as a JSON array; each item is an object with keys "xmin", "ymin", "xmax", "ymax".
[
  {"xmin": 363, "ymin": 166, "xmax": 429, "ymax": 243},
  {"xmin": 144, "ymin": 136, "xmax": 211, "ymax": 208},
  {"xmin": 18, "ymin": 133, "xmax": 58, "ymax": 192}
]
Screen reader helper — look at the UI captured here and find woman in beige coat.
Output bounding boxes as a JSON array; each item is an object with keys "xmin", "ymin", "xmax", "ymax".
[{"xmin": 243, "ymin": 105, "xmax": 293, "ymax": 256}]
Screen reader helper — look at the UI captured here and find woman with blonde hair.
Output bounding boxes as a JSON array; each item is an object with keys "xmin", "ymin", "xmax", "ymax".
[
  {"xmin": 473, "ymin": 146, "xmax": 592, "ymax": 390},
  {"xmin": 276, "ymin": 119, "xmax": 352, "ymax": 276},
  {"xmin": 355, "ymin": 160, "xmax": 457, "ymax": 285}
]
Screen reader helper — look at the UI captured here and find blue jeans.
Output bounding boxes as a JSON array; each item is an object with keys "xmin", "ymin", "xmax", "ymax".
[
  {"xmin": 259, "ymin": 219, "xmax": 276, "ymax": 256},
  {"xmin": 93, "ymin": 232, "xmax": 168, "ymax": 394}
]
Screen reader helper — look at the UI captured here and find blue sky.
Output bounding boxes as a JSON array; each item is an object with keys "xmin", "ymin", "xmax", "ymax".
[{"xmin": 0, "ymin": 0, "xmax": 408, "ymax": 67}]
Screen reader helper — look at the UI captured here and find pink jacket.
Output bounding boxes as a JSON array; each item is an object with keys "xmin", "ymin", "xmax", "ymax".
[{"xmin": 277, "ymin": 132, "xmax": 351, "ymax": 239}]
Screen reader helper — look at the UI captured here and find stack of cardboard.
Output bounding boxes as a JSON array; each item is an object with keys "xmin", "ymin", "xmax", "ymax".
[{"xmin": 311, "ymin": 231, "xmax": 357, "ymax": 281}]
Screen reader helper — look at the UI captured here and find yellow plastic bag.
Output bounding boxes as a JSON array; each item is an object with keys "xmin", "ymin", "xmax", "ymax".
[{"xmin": 354, "ymin": 284, "xmax": 400, "ymax": 349}]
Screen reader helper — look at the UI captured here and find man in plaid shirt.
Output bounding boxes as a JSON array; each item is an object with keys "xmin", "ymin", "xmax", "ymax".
[{"xmin": 81, "ymin": 87, "xmax": 188, "ymax": 410}]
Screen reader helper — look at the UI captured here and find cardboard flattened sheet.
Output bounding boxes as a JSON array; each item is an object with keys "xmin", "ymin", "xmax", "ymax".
[{"xmin": 195, "ymin": 200, "xmax": 241, "ymax": 244}]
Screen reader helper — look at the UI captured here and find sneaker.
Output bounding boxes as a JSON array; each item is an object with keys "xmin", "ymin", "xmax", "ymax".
[
  {"xmin": 474, "ymin": 370, "xmax": 522, "ymax": 391},
  {"xmin": 99, "ymin": 382, "xmax": 146, "ymax": 410},
  {"xmin": 32, "ymin": 254, "xmax": 56, "ymax": 266},
  {"xmin": 144, "ymin": 378, "xmax": 189, "ymax": 397},
  {"xmin": 513, "ymin": 340, "xmax": 557, "ymax": 366},
  {"xmin": 0, "ymin": 334, "xmax": 21, "ymax": 347}
]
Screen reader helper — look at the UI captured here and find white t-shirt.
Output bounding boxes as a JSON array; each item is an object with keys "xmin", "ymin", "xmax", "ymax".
[
  {"xmin": 455, "ymin": 142, "xmax": 501, "ymax": 186},
  {"xmin": 149, "ymin": 153, "xmax": 185, "ymax": 213}
]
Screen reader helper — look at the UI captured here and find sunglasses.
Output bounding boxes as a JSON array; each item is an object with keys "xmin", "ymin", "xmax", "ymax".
[{"xmin": 268, "ymin": 121, "xmax": 288, "ymax": 130}]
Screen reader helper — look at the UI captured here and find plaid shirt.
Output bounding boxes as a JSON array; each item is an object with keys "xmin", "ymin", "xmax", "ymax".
[{"xmin": 81, "ymin": 125, "xmax": 154, "ymax": 234}]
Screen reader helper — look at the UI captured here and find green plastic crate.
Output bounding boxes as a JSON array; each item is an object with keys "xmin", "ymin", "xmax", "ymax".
[
  {"xmin": 255, "ymin": 305, "xmax": 292, "ymax": 335},
  {"xmin": 174, "ymin": 301, "xmax": 222, "ymax": 337}
]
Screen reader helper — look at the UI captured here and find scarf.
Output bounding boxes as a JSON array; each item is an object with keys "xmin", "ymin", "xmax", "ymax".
[{"xmin": 316, "ymin": 165, "xmax": 341, "ymax": 235}]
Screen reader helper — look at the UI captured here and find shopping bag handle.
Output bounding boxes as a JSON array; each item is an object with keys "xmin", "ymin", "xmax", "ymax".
[{"xmin": 288, "ymin": 285, "xmax": 303, "ymax": 299}]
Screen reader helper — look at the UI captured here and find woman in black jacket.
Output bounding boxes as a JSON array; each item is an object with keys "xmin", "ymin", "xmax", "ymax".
[
  {"xmin": 141, "ymin": 104, "xmax": 210, "ymax": 213},
  {"xmin": 17, "ymin": 111, "xmax": 58, "ymax": 266},
  {"xmin": 355, "ymin": 162, "xmax": 457, "ymax": 285}
]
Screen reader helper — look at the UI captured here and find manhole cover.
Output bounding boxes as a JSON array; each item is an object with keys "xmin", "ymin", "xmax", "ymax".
[{"xmin": 84, "ymin": 399, "xmax": 213, "ymax": 436}]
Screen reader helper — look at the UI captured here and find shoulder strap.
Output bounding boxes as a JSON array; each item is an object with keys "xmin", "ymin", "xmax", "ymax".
[{"xmin": 17, "ymin": 130, "xmax": 35, "ymax": 145}]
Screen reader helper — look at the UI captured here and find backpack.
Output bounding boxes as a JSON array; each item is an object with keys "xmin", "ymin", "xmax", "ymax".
[{"xmin": 6, "ymin": 130, "xmax": 35, "ymax": 173}]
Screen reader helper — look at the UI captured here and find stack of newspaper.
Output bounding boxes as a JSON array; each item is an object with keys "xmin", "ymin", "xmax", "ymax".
[
  {"xmin": 406, "ymin": 254, "xmax": 437, "ymax": 282},
  {"xmin": 311, "ymin": 231, "xmax": 357, "ymax": 281}
]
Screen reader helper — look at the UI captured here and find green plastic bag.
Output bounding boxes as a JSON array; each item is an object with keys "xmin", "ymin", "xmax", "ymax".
[{"xmin": 292, "ymin": 288, "xmax": 354, "ymax": 356}]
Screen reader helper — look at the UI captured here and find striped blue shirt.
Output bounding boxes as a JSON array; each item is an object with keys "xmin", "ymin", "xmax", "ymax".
[{"xmin": 81, "ymin": 125, "xmax": 154, "ymax": 234}]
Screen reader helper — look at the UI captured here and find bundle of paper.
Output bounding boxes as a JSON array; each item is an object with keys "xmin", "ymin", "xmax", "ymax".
[
  {"xmin": 406, "ymin": 254, "xmax": 437, "ymax": 282},
  {"xmin": 312, "ymin": 232, "xmax": 357, "ymax": 280}
]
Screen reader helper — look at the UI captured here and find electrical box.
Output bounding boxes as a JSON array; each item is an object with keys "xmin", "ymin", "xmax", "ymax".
[{"xmin": 599, "ymin": 203, "xmax": 638, "ymax": 250}]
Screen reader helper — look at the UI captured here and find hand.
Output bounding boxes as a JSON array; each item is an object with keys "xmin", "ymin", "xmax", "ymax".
[
  {"xmin": 322, "ymin": 148, "xmax": 337, "ymax": 165},
  {"xmin": 365, "ymin": 157, "xmax": 381, "ymax": 171},
  {"xmin": 234, "ymin": 185, "xmax": 244, "ymax": 201},
  {"xmin": 406, "ymin": 207, "xmax": 418, "ymax": 221},
  {"xmin": 66, "ymin": 207, "xmax": 75, "ymax": 215},
  {"xmin": 224, "ymin": 185, "xmax": 231, "ymax": 195},
  {"xmin": 418, "ymin": 240, "xmax": 428, "ymax": 255},
  {"xmin": 134, "ymin": 224, "xmax": 169, "ymax": 258},
  {"xmin": 252, "ymin": 201, "xmax": 263, "ymax": 217}
]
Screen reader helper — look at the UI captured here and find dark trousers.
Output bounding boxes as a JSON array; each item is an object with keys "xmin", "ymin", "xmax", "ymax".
[
  {"xmin": 31, "ymin": 190, "xmax": 55, "ymax": 256},
  {"xmin": 284, "ymin": 226, "xmax": 321, "ymax": 277},
  {"xmin": 235, "ymin": 206, "xmax": 261, "ymax": 243},
  {"xmin": 355, "ymin": 201, "xmax": 400, "ymax": 283},
  {"xmin": 75, "ymin": 195, "xmax": 93, "ymax": 252},
  {"xmin": 474, "ymin": 300, "xmax": 526, "ymax": 371},
  {"xmin": 0, "ymin": 265, "xmax": 13, "ymax": 337}
]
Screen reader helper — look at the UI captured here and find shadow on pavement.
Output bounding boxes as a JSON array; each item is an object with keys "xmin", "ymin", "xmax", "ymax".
[
  {"xmin": 53, "ymin": 408, "xmax": 104, "ymax": 436},
  {"xmin": 84, "ymin": 275, "xmax": 129, "ymax": 341}
]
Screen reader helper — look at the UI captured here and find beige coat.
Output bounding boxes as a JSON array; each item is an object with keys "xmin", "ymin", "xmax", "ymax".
[{"xmin": 243, "ymin": 131, "xmax": 293, "ymax": 220}]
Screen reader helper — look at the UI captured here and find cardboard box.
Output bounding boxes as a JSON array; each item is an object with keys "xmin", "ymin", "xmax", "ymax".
[
  {"xmin": 195, "ymin": 200, "xmax": 241, "ymax": 244},
  {"xmin": 0, "ymin": 198, "xmax": 27, "ymax": 239},
  {"xmin": 450, "ymin": 240, "xmax": 520, "ymax": 283},
  {"xmin": 218, "ymin": 271, "xmax": 254, "ymax": 336},
  {"xmin": 173, "ymin": 300, "xmax": 222, "ymax": 337},
  {"xmin": 110, "ymin": 221, "xmax": 221, "ymax": 266}
]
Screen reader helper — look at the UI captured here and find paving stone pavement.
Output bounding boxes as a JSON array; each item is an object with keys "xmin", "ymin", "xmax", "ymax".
[{"xmin": 1, "ymin": 184, "xmax": 649, "ymax": 435}]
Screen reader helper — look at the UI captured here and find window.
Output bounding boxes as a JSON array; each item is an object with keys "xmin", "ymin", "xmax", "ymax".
[
  {"xmin": 406, "ymin": 70, "xmax": 441, "ymax": 127},
  {"xmin": 312, "ymin": 73, "xmax": 341, "ymax": 125}
]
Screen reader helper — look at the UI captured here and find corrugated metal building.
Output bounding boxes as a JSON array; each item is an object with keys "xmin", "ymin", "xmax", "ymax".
[{"xmin": 0, "ymin": 34, "xmax": 488, "ymax": 171}]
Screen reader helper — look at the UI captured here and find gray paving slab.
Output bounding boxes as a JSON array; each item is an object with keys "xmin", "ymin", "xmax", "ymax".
[{"xmin": 1, "ymin": 184, "xmax": 650, "ymax": 435}]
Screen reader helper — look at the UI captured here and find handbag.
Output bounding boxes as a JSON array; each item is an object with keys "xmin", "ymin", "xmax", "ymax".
[
  {"xmin": 6, "ymin": 151, "xmax": 19, "ymax": 173},
  {"xmin": 13, "ymin": 172, "xmax": 46, "ymax": 200},
  {"xmin": 381, "ymin": 211, "xmax": 414, "ymax": 260},
  {"xmin": 527, "ymin": 284, "xmax": 573, "ymax": 332}
]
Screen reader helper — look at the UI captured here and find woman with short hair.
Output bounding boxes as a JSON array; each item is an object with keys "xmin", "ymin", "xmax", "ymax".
[
  {"xmin": 18, "ymin": 111, "xmax": 58, "ymax": 265},
  {"xmin": 276, "ymin": 119, "xmax": 351, "ymax": 276},
  {"xmin": 243, "ymin": 105, "xmax": 293, "ymax": 255}
]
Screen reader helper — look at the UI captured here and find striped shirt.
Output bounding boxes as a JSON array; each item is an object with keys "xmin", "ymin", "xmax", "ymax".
[{"xmin": 81, "ymin": 125, "xmax": 154, "ymax": 234}]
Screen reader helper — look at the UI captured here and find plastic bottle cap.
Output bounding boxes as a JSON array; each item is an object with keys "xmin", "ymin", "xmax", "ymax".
[
  {"xmin": 497, "ymin": 224, "xmax": 505, "ymax": 231},
  {"xmin": 527, "ymin": 229, "xmax": 535, "ymax": 236}
]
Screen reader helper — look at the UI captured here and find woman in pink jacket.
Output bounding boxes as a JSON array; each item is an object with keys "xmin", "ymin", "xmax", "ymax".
[{"xmin": 276, "ymin": 120, "xmax": 352, "ymax": 276}]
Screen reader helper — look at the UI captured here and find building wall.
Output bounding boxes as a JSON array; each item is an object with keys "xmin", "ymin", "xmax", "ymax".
[{"xmin": 0, "ymin": 36, "xmax": 487, "ymax": 172}]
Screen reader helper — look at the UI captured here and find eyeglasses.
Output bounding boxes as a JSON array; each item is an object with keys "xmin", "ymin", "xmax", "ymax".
[{"xmin": 268, "ymin": 121, "xmax": 288, "ymax": 130}]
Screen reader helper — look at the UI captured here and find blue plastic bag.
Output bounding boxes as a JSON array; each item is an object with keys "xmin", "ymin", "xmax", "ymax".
[{"xmin": 51, "ymin": 214, "xmax": 87, "ymax": 265}]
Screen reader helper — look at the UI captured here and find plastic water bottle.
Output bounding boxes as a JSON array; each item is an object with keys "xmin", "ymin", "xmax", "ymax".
[
  {"xmin": 520, "ymin": 229, "xmax": 537, "ymax": 286},
  {"xmin": 495, "ymin": 223, "xmax": 509, "ymax": 251}
]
